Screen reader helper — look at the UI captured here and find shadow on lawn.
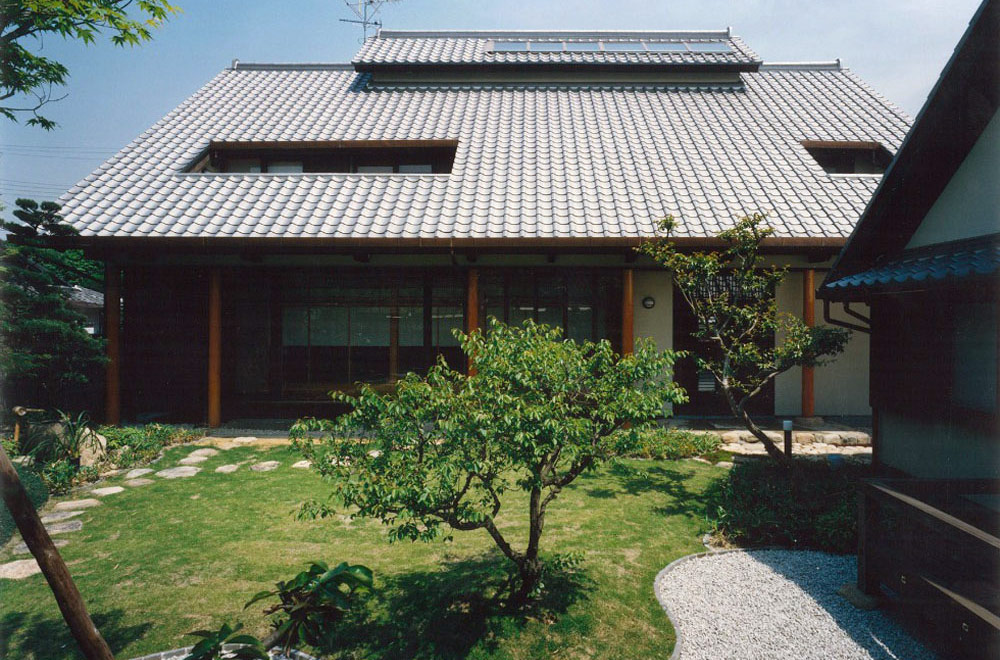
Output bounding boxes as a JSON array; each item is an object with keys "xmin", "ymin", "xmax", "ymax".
[
  {"xmin": 584, "ymin": 462, "xmax": 718, "ymax": 520},
  {"xmin": 0, "ymin": 608, "xmax": 153, "ymax": 660},
  {"xmin": 323, "ymin": 551, "xmax": 595, "ymax": 659}
]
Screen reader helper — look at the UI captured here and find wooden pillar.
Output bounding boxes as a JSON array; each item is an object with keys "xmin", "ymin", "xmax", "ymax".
[
  {"xmin": 207, "ymin": 269, "xmax": 222, "ymax": 428},
  {"xmin": 466, "ymin": 268, "xmax": 479, "ymax": 374},
  {"xmin": 104, "ymin": 262, "xmax": 121, "ymax": 425},
  {"xmin": 801, "ymin": 268, "xmax": 816, "ymax": 417},
  {"xmin": 622, "ymin": 268, "xmax": 634, "ymax": 355}
]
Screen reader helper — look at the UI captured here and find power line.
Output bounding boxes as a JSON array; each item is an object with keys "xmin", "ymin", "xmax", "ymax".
[
  {"xmin": 0, "ymin": 151, "xmax": 112, "ymax": 162},
  {"xmin": 2, "ymin": 143, "xmax": 117, "ymax": 153}
]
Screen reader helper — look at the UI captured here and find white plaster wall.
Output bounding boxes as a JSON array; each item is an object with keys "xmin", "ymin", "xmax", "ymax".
[
  {"xmin": 879, "ymin": 411, "xmax": 1000, "ymax": 479},
  {"xmin": 774, "ymin": 272, "xmax": 871, "ymax": 417},
  {"xmin": 907, "ymin": 108, "xmax": 1000, "ymax": 249},
  {"xmin": 633, "ymin": 270, "xmax": 673, "ymax": 352}
]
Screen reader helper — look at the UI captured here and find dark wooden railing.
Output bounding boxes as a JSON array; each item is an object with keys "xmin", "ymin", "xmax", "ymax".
[{"xmin": 859, "ymin": 478, "xmax": 1000, "ymax": 658}]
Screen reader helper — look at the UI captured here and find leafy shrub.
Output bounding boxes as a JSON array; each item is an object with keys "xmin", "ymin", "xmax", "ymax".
[
  {"xmin": 99, "ymin": 423, "xmax": 203, "ymax": 467},
  {"xmin": 0, "ymin": 463, "xmax": 48, "ymax": 544},
  {"xmin": 628, "ymin": 428, "xmax": 722, "ymax": 460},
  {"xmin": 246, "ymin": 560, "xmax": 373, "ymax": 655},
  {"xmin": 183, "ymin": 623, "xmax": 267, "ymax": 660},
  {"xmin": 705, "ymin": 458, "xmax": 866, "ymax": 554},
  {"xmin": 40, "ymin": 458, "xmax": 79, "ymax": 494},
  {"xmin": 17, "ymin": 410, "xmax": 96, "ymax": 465}
]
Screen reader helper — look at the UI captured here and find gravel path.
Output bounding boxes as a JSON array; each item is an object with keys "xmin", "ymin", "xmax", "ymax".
[{"xmin": 655, "ymin": 549, "xmax": 936, "ymax": 660}]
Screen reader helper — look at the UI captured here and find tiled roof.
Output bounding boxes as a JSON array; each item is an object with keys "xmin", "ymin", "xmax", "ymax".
[
  {"xmin": 354, "ymin": 30, "xmax": 759, "ymax": 68},
  {"xmin": 58, "ymin": 285, "xmax": 104, "ymax": 307},
  {"xmin": 59, "ymin": 34, "xmax": 911, "ymax": 243},
  {"xmin": 822, "ymin": 236, "xmax": 1000, "ymax": 295}
]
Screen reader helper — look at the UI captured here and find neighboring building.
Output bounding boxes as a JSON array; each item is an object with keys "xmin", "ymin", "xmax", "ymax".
[
  {"xmin": 59, "ymin": 285, "xmax": 104, "ymax": 335},
  {"xmin": 821, "ymin": 0, "xmax": 998, "ymax": 656},
  {"xmin": 59, "ymin": 29, "xmax": 910, "ymax": 425}
]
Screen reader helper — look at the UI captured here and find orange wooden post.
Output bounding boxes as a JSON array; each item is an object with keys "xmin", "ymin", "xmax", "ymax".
[
  {"xmin": 207, "ymin": 269, "xmax": 222, "ymax": 428},
  {"xmin": 104, "ymin": 262, "xmax": 121, "ymax": 425},
  {"xmin": 466, "ymin": 268, "xmax": 479, "ymax": 374},
  {"xmin": 801, "ymin": 268, "xmax": 816, "ymax": 418},
  {"xmin": 622, "ymin": 268, "xmax": 635, "ymax": 355}
]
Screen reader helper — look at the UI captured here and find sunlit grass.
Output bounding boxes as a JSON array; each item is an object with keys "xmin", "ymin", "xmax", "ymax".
[{"xmin": 0, "ymin": 444, "xmax": 722, "ymax": 659}]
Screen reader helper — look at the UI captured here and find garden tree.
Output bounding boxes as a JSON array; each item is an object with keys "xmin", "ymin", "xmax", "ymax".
[
  {"xmin": 293, "ymin": 320, "xmax": 685, "ymax": 604},
  {"xmin": 639, "ymin": 213, "xmax": 851, "ymax": 463},
  {"xmin": 1, "ymin": 199, "xmax": 106, "ymax": 409},
  {"xmin": 1, "ymin": 0, "xmax": 178, "ymax": 128}
]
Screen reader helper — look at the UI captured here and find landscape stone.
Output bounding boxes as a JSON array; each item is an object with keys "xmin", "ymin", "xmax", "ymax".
[
  {"xmin": 100, "ymin": 469, "xmax": 122, "ymax": 478},
  {"xmin": 716, "ymin": 461, "xmax": 734, "ymax": 468},
  {"xmin": 79, "ymin": 428, "xmax": 109, "ymax": 467},
  {"xmin": 156, "ymin": 466, "xmax": 201, "ymax": 479},
  {"xmin": 91, "ymin": 486, "xmax": 125, "ymax": 496},
  {"xmin": 0, "ymin": 559, "xmax": 41, "ymax": 579},
  {"xmin": 125, "ymin": 478, "xmax": 155, "ymax": 487},
  {"xmin": 292, "ymin": 460, "xmax": 311, "ymax": 469},
  {"xmin": 250, "ymin": 461, "xmax": 280, "ymax": 472},
  {"xmin": 46, "ymin": 520, "xmax": 84, "ymax": 534},
  {"xmin": 179, "ymin": 455, "xmax": 209, "ymax": 465},
  {"xmin": 125, "ymin": 468, "xmax": 154, "ymax": 479},
  {"xmin": 12, "ymin": 538, "xmax": 69, "ymax": 555},
  {"xmin": 232, "ymin": 436, "xmax": 258, "ymax": 445},
  {"xmin": 188, "ymin": 448, "xmax": 219, "ymax": 458},
  {"xmin": 215, "ymin": 464, "xmax": 239, "ymax": 474},
  {"xmin": 40, "ymin": 510, "xmax": 84, "ymax": 524},
  {"xmin": 54, "ymin": 498, "xmax": 101, "ymax": 511}
]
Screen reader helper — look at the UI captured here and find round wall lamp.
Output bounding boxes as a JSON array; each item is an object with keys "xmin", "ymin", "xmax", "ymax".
[{"xmin": 642, "ymin": 296, "xmax": 656, "ymax": 309}]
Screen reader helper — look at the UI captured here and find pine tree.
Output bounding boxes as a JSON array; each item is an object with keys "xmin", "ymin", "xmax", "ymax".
[{"xmin": 0, "ymin": 199, "xmax": 106, "ymax": 409}]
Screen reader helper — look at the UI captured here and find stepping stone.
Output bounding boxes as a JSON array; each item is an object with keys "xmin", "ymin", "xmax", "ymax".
[
  {"xmin": 125, "ymin": 468, "xmax": 154, "ymax": 479},
  {"xmin": 215, "ymin": 464, "xmax": 239, "ymax": 474},
  {"xmin": 40, "ymin": 511, "xmax": 83, "ymax": 524},
  {"xmin": 46, "ymin": 520, "xmax": 83, "ymax": 535},
  {"xmin": 12, "ymin": 538, "xmax": 68, "ymax": 555},
  {"xmin": 232, "ymin": 437, "xmax": 258, "ymax": 445},
  {"xmin": 716, "ymin": 461, "xmax": 734, "ymax": 469},
  {"xmin": 250, "ymin": 461, "xmax": 280, "ymax": 472},
  {"xmin": 100, "ymin": 469, "xmax": 123, "ymax": 478},
  {"xmin": 156, "ymin": 466, "xmax": 200, "ymax": 479},
  {"xmin": 54, "ymin": 499, "xmax": 101, "ymax": 511},
  {"xmin": 91, "ymin": 486, "xmax": 125, "ymax": 496},
  {"xmin": 188, "ymin": 448, "xmax": 219, "ymax": 458},
  {"xmin": 125, "ymin": 478, "xmax": 155, "ymax": 487},
  {"xmin": 179, "ymin": 455, "xmax": 209, "ymax": 465},
  {"xmin": 292, "ymin": 460, "xmax": 311, "ymax": 469},
  {"xmin": 0, "ymin": 559, "xmax": 41, "ymax": 579}
]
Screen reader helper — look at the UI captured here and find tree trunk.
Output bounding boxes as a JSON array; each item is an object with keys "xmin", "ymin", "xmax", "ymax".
[
  {"xmin": 511, "ymin": 486, "xmax": 545, "ymax": 604},
  {"xmin": 721, "ymin": 383, "xmax": 788, "ymax": 463},
  {"xmin": 0, "ymin": 443, "xmax": 114, "ymax": 659}
]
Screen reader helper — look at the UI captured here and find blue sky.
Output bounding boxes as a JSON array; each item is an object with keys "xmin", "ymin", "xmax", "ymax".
[{"xmin": 0, "ymin": 0, "xmax": 984, "ymax": 211}]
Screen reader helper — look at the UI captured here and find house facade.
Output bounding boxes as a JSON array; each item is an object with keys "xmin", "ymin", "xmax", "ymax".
[
  {"xmin": 58, "ymin": 29, "xmax": 910, "ymax": 426},
  {"xmin": 821, "ymin": 1, "xmax": 998, "ymax": 654}
]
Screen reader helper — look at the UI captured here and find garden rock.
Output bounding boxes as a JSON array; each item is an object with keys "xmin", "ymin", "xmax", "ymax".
[
  {"xmin": 92, "ymin": 486, "xmax": 125, "ymax": 496},
  {"xmin": 40, "ymin": 510, "xmax": 83, "ymax": 524},
  {"xmin": 54, "ymin": 498, "xmax": 101, "ymax": 511},
  {"xmin": 188, "ymin": 448, "xmax": 219, "ymax": 458},
  {"xmin": 125, "ymin": 468, "xmax": 154, "ymax": 479},
  {"xmin": 126, "ymin": 478, "xmax": 155, "ymax": 487},
  {"xmin": 0, "ymin": 558, "xmax": 41, "ymax": 579},
  {"xmin": 251, "ymin": 461, "xmax": 280, "ymax": 472},
  {"xmin": 232, "ymin": 436, "xmax": 258, "ymax": 445},
  {"xmin": 179, "ymin": 455, "xmax": 209, "ymax": 465},
  {"xmin": 292, "ymin": 460, "xmax": 311, "ymax": 469},
  {"xmin": 79, "ymin": 428, "xmax": 108, "ymax": 467},
  {"xmin": 46, "ymin": 520, "xmax": 83, "ymax": 534},
  {"xmin": 12, "ymin": 538, "xmax": 68, "ymax": 554},
  {"xmin": 156, "ymin": 466, "xmax": 200, "ymax": 479},
  {"xmin": 215, "ymin": 464, "xmax": 239, "ymax": 474},
  {"xmin": 716, "ymin": 461, "xmax": 734, "ymax": 469}
]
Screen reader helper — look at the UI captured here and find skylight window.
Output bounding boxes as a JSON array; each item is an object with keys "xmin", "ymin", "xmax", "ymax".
[
  {"xmin": 802, "ymin": 141, "xmax": 891, "ymax": 175},
  {"xmin": 489, "ymin": 39, "xmax": 734, "ymax": 54},
  {"xmin": 686, "ymin": 42, "xmax": 732, "ymax": 52},
  {"xmin": 644, "ymin": 42, "xmax": 688, "ymax": 52},
  {"xmin": 193, "ymin": 141, "xmax": 458, "ymax": 175},
  {"xmin": 493, "ymin": 41, "xmax": 528, "ymax": 52},
  {"xmin": 564, "ymin": 42, "xmax": 601, "ymax": 52},
  {"xmin": 530, "ymin": 42, "xmax": 564, "ymax": 52},
  {"xmin": 601, "ymin": 42, "xmax": 643, "ymax": 51}
]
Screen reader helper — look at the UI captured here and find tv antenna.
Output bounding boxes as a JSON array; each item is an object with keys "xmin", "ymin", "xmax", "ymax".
[{"xmin": 341, "ymin": 1, "xmax": 400, "ymax": 40}]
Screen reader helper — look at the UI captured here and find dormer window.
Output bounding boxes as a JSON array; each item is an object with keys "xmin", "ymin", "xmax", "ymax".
[
  {"xmin": 802, "ymin": 141, "xmax": 892, "ymax": 175},
  {"xmin": 190, "ymin": 140, "xmax": 458, "ymax": 174}
]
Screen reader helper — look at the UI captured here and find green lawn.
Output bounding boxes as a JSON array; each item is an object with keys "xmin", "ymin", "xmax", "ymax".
[{"xmin": 0, "ymin": 443, "xmax": 723, "ymax": 659}]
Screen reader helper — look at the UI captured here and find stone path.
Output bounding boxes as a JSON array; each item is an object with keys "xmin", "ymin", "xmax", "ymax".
[{"xmin": 3, "ymin": 438, "xmax": 303, "ymax": 580}]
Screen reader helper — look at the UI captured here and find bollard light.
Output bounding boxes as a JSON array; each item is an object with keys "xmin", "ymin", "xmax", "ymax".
[{"xmin": 783, "ymin": 419, "xmax": 793, "ymax": 458}]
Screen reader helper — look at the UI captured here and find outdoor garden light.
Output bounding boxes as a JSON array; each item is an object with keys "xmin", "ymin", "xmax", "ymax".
[{"xmin": 642, "ymin": 296, "xmax": 656, "ymax": 309}]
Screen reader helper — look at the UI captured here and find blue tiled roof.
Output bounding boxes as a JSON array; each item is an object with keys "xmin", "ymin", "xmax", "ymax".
[{"xmin": 823, "ymin": 236, "xmax": 1000, "ymax": 293}]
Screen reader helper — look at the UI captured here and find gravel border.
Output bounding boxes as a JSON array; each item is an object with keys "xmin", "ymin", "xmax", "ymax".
[{"xmin": 654, "ymin": 549, "xmax": 936, "ymax": 660}]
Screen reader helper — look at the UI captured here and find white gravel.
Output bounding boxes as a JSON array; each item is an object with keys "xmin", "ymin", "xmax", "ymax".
[{"xmin": 655, "ymin": 549, "xmax": 936, "ymax": 660}]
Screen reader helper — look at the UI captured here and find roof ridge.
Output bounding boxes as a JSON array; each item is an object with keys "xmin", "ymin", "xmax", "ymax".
[
  {"xmin": 374, "ymin": 29, "xmax": 734, "ymax": 40},
  {"xmin": 759, "ymin": 60, "xmax": 842, "ymax": 71},
  {"xmin": 228, "ymin": 61, "xmax": 354, "ymax": 71}
]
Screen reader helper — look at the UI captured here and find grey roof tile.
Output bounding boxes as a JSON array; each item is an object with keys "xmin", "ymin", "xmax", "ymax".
[{"xmin": 60, "ymin": 34, "xmax": 910, "ymax": 242}]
